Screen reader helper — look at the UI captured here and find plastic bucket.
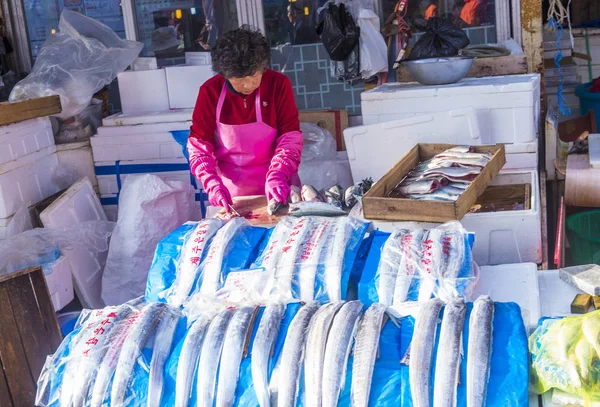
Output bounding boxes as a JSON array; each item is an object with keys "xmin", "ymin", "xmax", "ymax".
[
  {"xmin": 57, "ymin": 311, "xmax": 81, "ymax": 337},
  {"xmin": 566, "ymin": 210, "xmax": 600, "ymax": 265},
  {"xmin": 576, "ymin": 82, "xmax": 600, "ymax": 131}
]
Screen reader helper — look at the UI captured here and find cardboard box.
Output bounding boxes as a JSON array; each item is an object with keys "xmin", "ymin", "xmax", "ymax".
[{"xmin": 299, "ymin": 110, "xmax": 349, "ymax": 151}]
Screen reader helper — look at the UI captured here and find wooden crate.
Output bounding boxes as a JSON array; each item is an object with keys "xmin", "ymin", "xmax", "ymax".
[
  {"xmin": 0, "ymin": 267, "xmax": 63, "ymax": 406},
  {"xmin": 299, "ymin": 109, "xmax": 349, "ymax": 151},
  {"xmin": 0, "ymin": 96, "xmax": 61, "ymax": 126},
  {"xmin": 363, "ymin": 144, "xmax": 506, "ymax": 222}
]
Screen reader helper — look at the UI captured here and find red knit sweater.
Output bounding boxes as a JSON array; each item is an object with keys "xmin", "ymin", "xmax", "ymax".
[{"xmin": 189, "ymin": 69, "xmax": 300, "ymax": 142}]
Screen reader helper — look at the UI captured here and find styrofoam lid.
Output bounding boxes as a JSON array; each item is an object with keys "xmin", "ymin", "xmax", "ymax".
[
  {"xmin": 0, "ymin": 144, "xmax": 57, "ymax": 175},
  {"xmin": 361, "ymin": 74, "xmax": 541, "ymax": 100},
  {"xmin": 589, "ymin": 134, "xmax": 600, "ymax": 169},
  {"xmin": 102, "ymin": 109, "xmax": 194, "ymax": 127},
  {"xmin": 0, "ymin": 116, "xmax": 51, "ymax": 136}
]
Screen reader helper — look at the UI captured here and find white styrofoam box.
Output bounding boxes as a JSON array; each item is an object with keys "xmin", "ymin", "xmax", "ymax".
[
  {"xmin": 56, "ymin": 141, "xmax": 98, "ymax": 188},
  {"xmin": 0, "ymin": 117, "xmax": 54, "ymax": 166},
  {"xmin": 538, "ymin": 269, "xmax": 583, "ymax": 318},
  {"xmin": 589, "ymin": 134, "xmax": 600, "ymax": 169},
  {"xmin": 96, "ymin": 121, "xmax": 191, "ymax": 137},
  {"xmin": 361, "ymin": 74, "xmax": 541, "ymax": 144},
  {"xmin": 91, "ymin": 132, "xmax": 187, "ymax": 162},
  {"xmin": 344, "ymin": 108, "xmax": 481, "ymax": 182},
  {"xmin": 0, "ymin": 216, "xmax": 8, "ymax": 240},
  {"xmin": 132, "ymin": 57, "xmax": 158, "ymax": 71},
  {"xmin": 461, "ymin": 170, "xmax": 542, "ymax": 265},
  {"xmin": 473, "ymin": 263, "xmax": 540, "ymax": 330},
  {"xmin": 40, "ymin": 178, "xmax": 107, "ymax": 309},
  {"xmin": 186, "ymin": 52, "xmax": 212, "ymax": 66},
  {"xmin": 44, "ymin": 256, "xmax": 75, "ymax": 311},
  {"xmin": 166, "ymin": 65, "xmax": 214, "ymax": 109},
  {"xmin": 102, "ymin": 109, "xmax": 193, "ymax": 127},
  {"xmin": 0, "ymin": 145, "xmax": 61, "ymax": 219},
  {"xmin": 95, "ymin": 158, "xmax": 194, "ymax": 195},
  {"xmin": 117, "ymin": 69, "xmax": 170, "ymax": 115},
  {"xmin": 100, "ymin": 193, "xmax": 205, "ymax": 222},
  {"xmin": 371, "ymin": 170, "xmax": 541, "ymax": 266}
]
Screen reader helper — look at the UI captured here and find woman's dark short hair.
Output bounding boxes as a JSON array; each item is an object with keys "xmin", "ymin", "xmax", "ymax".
[{"xmin": 211, "ymin": 26, "xmax": 271, "ymax": 79}]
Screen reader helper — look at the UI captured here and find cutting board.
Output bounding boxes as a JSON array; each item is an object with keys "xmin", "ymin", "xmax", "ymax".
[{"xmin": 217, "ymin": 195, "xmax": 284, "ymax": 226}]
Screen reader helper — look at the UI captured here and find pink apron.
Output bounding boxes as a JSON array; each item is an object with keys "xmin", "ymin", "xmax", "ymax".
[{"xmin": 214, "ymin": 83, "xmax": 300, "ymax": 197}]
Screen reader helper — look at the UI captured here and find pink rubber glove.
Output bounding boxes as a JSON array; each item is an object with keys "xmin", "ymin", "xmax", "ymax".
[
  {"xmin": 205, "ymin": 175, "xmax": 233, "ymax": 209},
  {"xmin": 266, "ymin": 174, "xmax": 291, "ymax": 204}
]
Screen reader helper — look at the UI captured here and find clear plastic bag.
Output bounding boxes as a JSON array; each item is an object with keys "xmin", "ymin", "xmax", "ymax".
[
  {"xmin": 530, "ymin": 311, "xmax": 600, "ymax": 403},
  {"xmin": 360, "ymin": 221, "xmax": 475, "ymax": 316},
  {"xmin": 10, "ymin": 10, "xmax": 142, "ymax": 119},
  {"xmin": 247, "ymin": 216, "xmax": 370, "ymax": 303},
  {"xmin": 0, "ymin": 221, "xmax": 115, "ymax": 278},
  {"xmin": 300, "ymin": 123, "xmax": 337, "ymax": 162},
  {"xmin": 145, "ymin": 219, "xmax": 267, "ymax": 306},
  {"xmin": 102, "ymin": 174, "xmax": 195, "ymax": 306},
  {"xmin": 36, "ymin": 299, "xmax": 187, "ymax": 407},
  {"xmin": 357, "ymin": 8, "xmax": 388, "ymax": 78}
]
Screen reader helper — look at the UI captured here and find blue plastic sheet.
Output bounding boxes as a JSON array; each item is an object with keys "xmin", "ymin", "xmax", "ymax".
[{"xmin": 145, "ymin": 222, "xmax": 267, "ymax": 304}]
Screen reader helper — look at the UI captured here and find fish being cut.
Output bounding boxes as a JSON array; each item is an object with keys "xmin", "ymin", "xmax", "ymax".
[
  {"xmin": 433, "ymin": 299, "xmax": 467, "ymax": 407},
  {"xmin": 66, "ymin": 304, "xmax": 139, "ymax": 407},
  {"xmin": 110, "ymin": 302, "xmax": 167, "ymax": 407},
  {"xmin": 166, "ymin": 219, "xmax": 223, "ymax": 306},
  {"xmin": 196, "ymin": 308, "xmax": 235, "ymax": 407},
  {"xmin": 277, "ymin": 301, "xmax": 320, "ymax": 407},
  {"xmin": 322, "ymin": 301, "xmax": 364, "ymax": 407},
  {"xmin": 297, "ymin": 219, "xmax": 334, "ymax": 302},
  {"xmin": 288, "ymin": 201, "xmax": 346, "ymax": 217},
  {"xmin": 466, "ymin": 295, "xmax": 494, "ymax": 407},
  {"xmin": 175, "ymin": 312, "xmax": 216, "ymax": 407},
  {"xmin": 351, "ymin": 303, "xmax": 387, "ymax": 407},
  {"xmin": 268, "ymin": 200, "xmax": 285, "ymax": 216},
  {"xmin": 392, "ymin": 229, "xmax": 427, "ymax": 307},
  {"xmin": 409, "ymin": 298, "xmax": 443, "ymax": 407},
  {"xmin": 200, "ymin": 218, "xmax": 248, "ymax": 296},
  {"xmin": 251, "ymin": 304, "xmax": 286, "ymax": 407},
  {"xmin": 304, "ymin": 303, "xmax": 344, "ymax": 407},
  {"xmin": 148, "ymin": 307, "xmax": 181, "ymax": 407},
  {"xmin": 216, "ymin": 306, "xmax": 256, "ymax": 407}
]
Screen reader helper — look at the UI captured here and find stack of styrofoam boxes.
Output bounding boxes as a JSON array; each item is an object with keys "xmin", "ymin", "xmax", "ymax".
[
  {"xmin": 354, "ymin": 74, "xmax": 543, "ymax": 265},
  {"xmin": 0, "ymin": 117, "xmax": 62, "ymax": 239},
  {"xmin": 95, "ymin": 57, "xmax": 215, "ymax": 220},
  {"xmin": 360, "ymin": 74, "xmax": 541, "ymax": 171},
  {"xmin": 92, "ymin": 109, "xmax": 208, "ymax": 221}
]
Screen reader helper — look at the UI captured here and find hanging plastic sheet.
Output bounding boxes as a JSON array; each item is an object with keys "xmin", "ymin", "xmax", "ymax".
[
  {"xmin": 358, "ymin": 222, "xmax": 475, "ymax": 315},
  {"xmin": 145, "ymin": 219, "xmax": 267, "ymax": 305}
]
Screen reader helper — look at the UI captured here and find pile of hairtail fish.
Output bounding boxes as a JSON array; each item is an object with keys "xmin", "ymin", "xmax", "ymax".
[
  {"xmin": 39, "ymin": 296, "xmax": 495, "ymax": 407},
  {"xmin": 268, "ymin": 178, "xmax": 373, "ymax": 217},
  {"xmin": 392, "ymin": 146, "xmax": 492, "ymax": 201},
  {"xmin": 37, "ymin": 217, "xmax": 500, "ymax": 407}
]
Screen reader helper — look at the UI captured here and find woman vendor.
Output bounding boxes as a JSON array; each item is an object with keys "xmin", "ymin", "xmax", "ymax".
[{"xmin": 187, "ymin": 26, "xmax": 303, "ymax": 210}]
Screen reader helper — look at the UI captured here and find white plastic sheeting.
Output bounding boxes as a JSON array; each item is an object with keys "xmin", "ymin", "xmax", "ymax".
[{"xmin": 102, "ymin": 174, "xmax": 195, "ymax": 305}]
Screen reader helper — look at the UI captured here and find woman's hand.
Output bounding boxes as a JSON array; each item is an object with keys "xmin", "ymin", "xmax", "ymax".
[{"xmin": 266, "ymin": 176, "xmax": 291, "ymax": 204}]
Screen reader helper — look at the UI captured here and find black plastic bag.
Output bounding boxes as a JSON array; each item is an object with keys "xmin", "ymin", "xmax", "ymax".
[
  {"xmin": 408, "ymin": 17, "xmax": 470, "ymax": 60},
  {"xmin": 317, "ymin": 3, "xmax": 360, "ymax": 61}
]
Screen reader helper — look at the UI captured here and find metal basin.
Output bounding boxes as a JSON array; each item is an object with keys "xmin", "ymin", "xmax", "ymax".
[{"xmin": 403, "ymin": 56, "xmax": 476, "ymax": 86}]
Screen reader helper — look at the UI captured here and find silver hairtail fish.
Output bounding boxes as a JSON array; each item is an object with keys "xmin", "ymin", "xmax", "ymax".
[
  {"xmin": 466, "ymin": 295, "xmax": 494, "ymax": 407},
  {"xmin": 251, "ymin": 303, "xmax": 286, "ymax": 407},
  {"xmin": 409, "ymin": 298, "xmax": 443, "ymax": 407}
]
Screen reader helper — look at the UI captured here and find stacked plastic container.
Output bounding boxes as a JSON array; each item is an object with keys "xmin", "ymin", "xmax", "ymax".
[
  {"xmin": 0, "ymin": 117, "xmax": 62, "ymax": 239},
  {"xmin": 351, "ymin": 74, "xmax": 543, "ymax": 265},
  {"xmin": 92, "ymin": 56, "xmax": 215, "ymax": 221}
]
